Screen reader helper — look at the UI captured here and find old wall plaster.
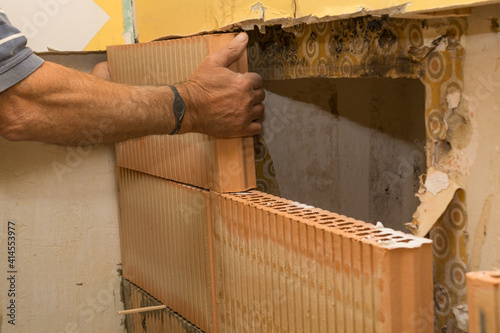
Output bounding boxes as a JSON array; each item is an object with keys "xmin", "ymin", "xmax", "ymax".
[
  {"xmin": 247, "ymin": 17, "xmax": 470, "ymax": 233},
  {"xmin": 0, "ymin": 53, "xmax": 124, "ymax": 332}
]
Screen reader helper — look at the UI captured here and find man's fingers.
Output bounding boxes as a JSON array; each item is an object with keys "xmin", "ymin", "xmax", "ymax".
[
  {"xmin": 245, "ymin": 121, "xmax": 262, "ymax": 136},
  {"xmin": 245, "ymin": 72, "xmax": 263, "ymax": 89},
  {"xmin": 251, "ymin": 102, "xmax": 265, "ymax": 122},
  {"xmin": 253, "ymin": 89, "xmax": 266, "ymax": 104},
  {"xmin": 211, "ymin": 33, "xmax": 248, "ymax": 68}
]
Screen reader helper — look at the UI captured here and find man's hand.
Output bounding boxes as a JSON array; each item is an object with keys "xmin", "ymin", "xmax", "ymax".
[
  {"xmin": 178, "ymin": 33, "xmax": 265, "ymax": 137},
  {"xmin": 0, "ymin": 33, "xmax": 264, "ymax": 145}
]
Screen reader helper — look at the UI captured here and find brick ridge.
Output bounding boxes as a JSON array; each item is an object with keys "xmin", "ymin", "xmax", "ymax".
[{"xmin": 222, "ymin": 190, "xmax": 432, "ymax": 249}]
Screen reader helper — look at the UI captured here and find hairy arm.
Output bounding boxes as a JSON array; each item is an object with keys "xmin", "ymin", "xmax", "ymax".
[{"xmin": 0, "ymin": 33, "xmax": 264, "ymax": 146}]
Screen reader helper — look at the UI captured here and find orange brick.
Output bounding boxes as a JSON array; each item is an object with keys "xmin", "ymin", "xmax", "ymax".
[
  {"xmin": 116, "ymin": 168, "xmax": 216, "ymax": 332},
  {"xmin": 211, "ymin": 191, "xmax": 434, "ymax": 332},
  {"xmin": 467, "ymin": 271, "xmax": 500, "ymax": 333},
  {"xmin": 108, "ymin": 34, "xmax": 256, "ymax": 193}
]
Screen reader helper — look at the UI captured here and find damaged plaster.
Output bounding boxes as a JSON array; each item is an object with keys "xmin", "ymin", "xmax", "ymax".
[
  {"xmin": 247, "ymin": 16, "xmax": 473, "ymax": 330},
  {"xmin": 469, "ymin": 193, "xmax": 493, "ymax": 270},
  {"xmin": 248, "ymin": 16, "xmax": 476, "ymax": 239},
  {"xmin": 406, "ymin": 168, "xmax": 463, "ymax": 236},
  {"xmin": 425, "ymin": 170, "xmax": 451, "ymax": 195},
  {"xmin": 250, "ymin": 2, "xmax": 267, "ymax": 21}
]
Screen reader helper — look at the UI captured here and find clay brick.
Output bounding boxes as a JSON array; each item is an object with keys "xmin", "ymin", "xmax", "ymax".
[
  {"xmin": 211, "ymin": 191, "xmax": 434, "ymax": 332},
  {"xmin": 108, "ymin": 34, "xmax": 256, "ymax": 193},
  {"xmin": 467, "ymin": 271, "xmax": 500, "ymax": 333},
  {"xmin": 116, "ymin": 168, "xmax": 216, "ymax": 333}
]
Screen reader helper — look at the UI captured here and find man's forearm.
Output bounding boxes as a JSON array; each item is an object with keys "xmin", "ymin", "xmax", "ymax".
[
  {"xmin": 0, "ymin": 33, "xmax": 265, "ymax": 145},
  {"xmin": 0, "ymin": 61, "xmax": 178, "ymax": 145}
]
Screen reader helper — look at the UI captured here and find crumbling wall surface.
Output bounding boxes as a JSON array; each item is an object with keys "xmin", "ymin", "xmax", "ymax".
[
  {"xmin": 464, "ymin": 4, "xmax": 500, "ymax": 273},
  {"xmin": 249, "ymin": 16, "xmax": 471, "ymax": 331},
  {"xmin": 0, "ymin": 53, "xmax": 124, "ymax": 332}
]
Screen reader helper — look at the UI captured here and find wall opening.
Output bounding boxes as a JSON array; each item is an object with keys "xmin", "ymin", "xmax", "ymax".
[{"xmin": 260, "ymin": 77, "xmax": 426, "ymax": 232}]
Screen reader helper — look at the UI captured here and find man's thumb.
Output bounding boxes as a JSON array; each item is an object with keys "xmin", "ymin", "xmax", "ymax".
[{"xmin": 212, "ymin": 33, "xmax": 248, "ymax": 68}]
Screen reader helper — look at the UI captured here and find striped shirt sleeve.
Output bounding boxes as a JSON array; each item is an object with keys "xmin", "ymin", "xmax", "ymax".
[{"xmin": 0, "ymin": 9, "xmax": 44, "ymax": 93}]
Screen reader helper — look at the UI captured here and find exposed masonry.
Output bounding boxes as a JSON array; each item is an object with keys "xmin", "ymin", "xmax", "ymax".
[
  {"xmin": 117, "ymin": 167, "xmax": 433, "ymax": 333},
  {"xmin": 215, "ymin": 189, "xmax": 433, "ymax": 332}
]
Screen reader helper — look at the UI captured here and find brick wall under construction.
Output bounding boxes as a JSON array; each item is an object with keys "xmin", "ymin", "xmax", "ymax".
[{"xmin": 110, "ymin": 33, "xmax": 435, "ymax": 333}]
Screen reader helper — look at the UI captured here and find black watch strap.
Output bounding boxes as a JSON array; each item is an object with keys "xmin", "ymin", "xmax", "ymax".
[{"xmin": 168, "ymin": 85, "xmax": 186, "ymax": 135}]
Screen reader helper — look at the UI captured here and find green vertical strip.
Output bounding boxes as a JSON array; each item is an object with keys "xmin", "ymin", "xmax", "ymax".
[{"xmin": 122, "ymin": 0, "xmax": 136, "ymax": 44}]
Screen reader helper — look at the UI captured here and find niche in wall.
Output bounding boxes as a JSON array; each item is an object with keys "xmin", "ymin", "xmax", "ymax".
[{"xmin": 260, "ymin": 77, "xmax": 426, "ymax": 232}]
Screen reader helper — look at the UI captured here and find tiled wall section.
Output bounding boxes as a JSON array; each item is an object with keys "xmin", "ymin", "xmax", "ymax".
[
  {"xmin": 122, "ymin": 279, "xmax": 203, "ymax": 333},
  {"xmin": 107, "ymin": 34, "xmax": 256, "ymax": 193},
  {"xmin": 248, "ymin": 17, "xmax": 467, "ymax": 330},
  {"xmin": 466, "ymin": 271, "xmax": 500, "ymax": 333},
  {"xmin": 117, "ymin": 167, "xmax": 433, "ymax": 332}
]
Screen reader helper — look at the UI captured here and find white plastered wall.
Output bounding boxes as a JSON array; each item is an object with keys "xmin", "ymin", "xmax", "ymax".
[
  {"xmin": 0, "ymin": 53, "xmax": 125, "ymax": 332},
  {"xmin": 464, "ymin": 4, "xmax": 500, "ymax": 272}
]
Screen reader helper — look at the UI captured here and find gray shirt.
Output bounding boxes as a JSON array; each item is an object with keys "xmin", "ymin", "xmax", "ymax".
[{"xmin": 0, "ymin": 9, "xmax": 44, "ymax": 93}]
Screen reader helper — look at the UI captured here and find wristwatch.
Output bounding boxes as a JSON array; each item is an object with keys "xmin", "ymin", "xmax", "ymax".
[{"xmin": 168, "ymin": 85, "xmax": 186, "ymax": 135}]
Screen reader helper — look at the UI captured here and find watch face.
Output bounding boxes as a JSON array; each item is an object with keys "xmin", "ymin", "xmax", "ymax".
[
  {"xmin": 174, "ymin": 97, "xmax": 185, "ymax": 117},
  {"xmin": 169, "ymin": 86, "xmax": 185, "ymax": 135}
]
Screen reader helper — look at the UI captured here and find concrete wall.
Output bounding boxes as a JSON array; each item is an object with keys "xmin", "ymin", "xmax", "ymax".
[
  {"xmin": 262, "ymin": 78, "xmax": 426, "ymax": 231},
  {"xmin": 464, "ymin": 4, "xmax": 500, "ymax": 272},
  {"xmin": 0, "ymin": 53, "xmax": 124, "ymax": 332}
]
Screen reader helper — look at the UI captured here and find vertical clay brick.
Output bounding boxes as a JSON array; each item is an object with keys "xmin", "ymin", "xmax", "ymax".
[
  {"xmin": 365, "ymin": 238, "xmax": 434, "ymax": 332},
  {"xmin": 467, "ymin": 271, "xmax": 500, "ymax": 333},
  {"xmin": 211, "ymin": 190, "xmax": 433, "ymax": 333},
  {"xmin": 107, "ymin": 35, "xmax": 256, "ymax": 193},
  {"xmin": 116, "ymin": 168, "xmax": 214, "ymax": 333}
]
